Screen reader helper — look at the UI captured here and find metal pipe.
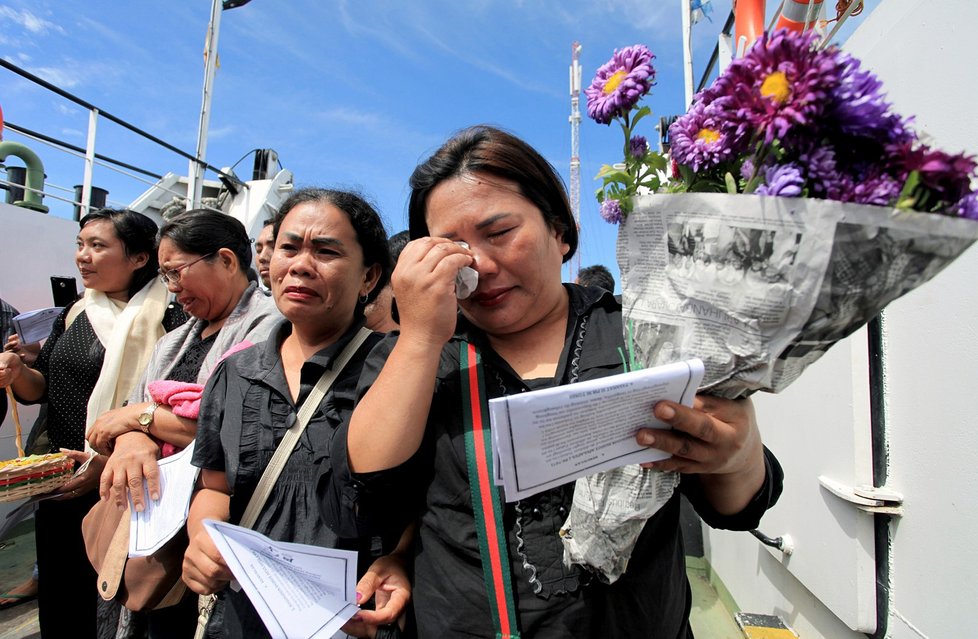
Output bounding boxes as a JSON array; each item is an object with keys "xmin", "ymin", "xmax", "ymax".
[
  {"xmin": 0, "ymin": 141, "xmax": 49, "ymax": 212},
  {"xmin": 80, "ymin": 108, "xmax": 98, "ymax": 220},
  {"xmin": 697, "ymin": 10, "xmax": 737, "ymax": 93},
  {"xmin": 189, "ymin": 0, "xmax": 224, "ymax": 209}
]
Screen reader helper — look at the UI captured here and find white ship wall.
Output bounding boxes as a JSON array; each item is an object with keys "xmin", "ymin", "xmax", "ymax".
[
  {"xmin": 0, "ymin": 203, "xmax": 81, "ymax": 518},
  {"xmin": 704, "ymin": 1, "xmax": 978, "ymax": 637}
]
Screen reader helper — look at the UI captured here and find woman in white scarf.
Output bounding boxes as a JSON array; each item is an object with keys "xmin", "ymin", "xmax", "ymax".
[{"xmin": 0, "ymin": 209, "xmax": 179, "ymax": 639}]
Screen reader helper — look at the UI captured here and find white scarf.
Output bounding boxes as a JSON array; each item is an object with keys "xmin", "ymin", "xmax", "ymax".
[{"xmin": 66, "ymin": 278, "xmax": 170, "ymax": 435}]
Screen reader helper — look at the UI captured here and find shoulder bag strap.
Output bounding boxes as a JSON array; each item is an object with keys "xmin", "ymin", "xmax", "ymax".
[
  {"xmin": 459, "ymin": 342, "xmax": 521, "ymax": 639},
  {"xmin": 240, "ymin": 326, "xmax": 372, "ymax": 528}
]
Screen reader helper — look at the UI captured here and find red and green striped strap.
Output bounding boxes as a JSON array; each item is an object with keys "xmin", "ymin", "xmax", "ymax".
[{"xmin": 460, "ymin": 342, "xmax": 521, "ymax": 639}]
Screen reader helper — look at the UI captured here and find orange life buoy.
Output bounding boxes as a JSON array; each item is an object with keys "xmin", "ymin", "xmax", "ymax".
[
  {"xmin": 774, "ymin": 0, "xmax": 824, "ymax": 32},
  {"xmin": 734, "ymin": 0, "xmax": 766, "ymax": 56}
]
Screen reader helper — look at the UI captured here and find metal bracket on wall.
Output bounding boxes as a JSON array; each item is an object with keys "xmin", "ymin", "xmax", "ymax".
[{"xmin": 818, "ymin": 475, "xmax": 904, "ymax": 516}]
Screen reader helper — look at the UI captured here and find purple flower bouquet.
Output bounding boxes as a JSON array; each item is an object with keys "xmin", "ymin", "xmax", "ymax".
[{"xmin": 592, "ymin": 31, "xmax": 978, "ymax": 397}]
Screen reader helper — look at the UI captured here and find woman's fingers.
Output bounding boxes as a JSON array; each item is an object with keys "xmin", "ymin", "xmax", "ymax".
[
  {"xmin": 0, "ymin": 352, "xmax": 22, "ymax": 387},
  {"xmin": 635, "ymin": 397, "xmax": 756, "ymax": 474},
  {"xmin": 183, "ymin": 532, "xmax": 232, "ymax": 595}
]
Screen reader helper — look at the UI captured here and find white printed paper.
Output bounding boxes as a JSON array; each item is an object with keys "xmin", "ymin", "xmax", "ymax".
[
  {"xmin": 489, "ymin": 359, "xmax": 703, "ymax": 501},
  {"xmin": 204, "ymin": 520, "xmax": 359, "ymax": 639},
  {"xmin": 12, "ymin": 307, "xmax": 62, "ymax": 344},
  {"xmin": 128, "ymin": 441, "xmax": 199, "ymax": 556}
]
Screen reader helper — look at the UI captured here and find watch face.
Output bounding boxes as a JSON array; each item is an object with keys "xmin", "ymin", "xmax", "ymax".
[{"xmin": 138, "ymin": 411, "xmax": 152, "ymax": 426}]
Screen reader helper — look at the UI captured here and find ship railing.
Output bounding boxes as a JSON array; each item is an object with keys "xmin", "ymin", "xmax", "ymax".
[{"xmin": 0, "ymin": 58, "xmax": 245, "ymax": 220}]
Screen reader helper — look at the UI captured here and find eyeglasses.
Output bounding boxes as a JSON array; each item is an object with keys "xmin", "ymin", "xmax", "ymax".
[{"xmin": 158, "ymin": 252, "xmax": 216, "ymax": 285}]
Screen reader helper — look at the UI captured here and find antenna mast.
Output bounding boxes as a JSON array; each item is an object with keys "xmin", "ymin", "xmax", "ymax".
[{"xmin": 568, "ymin": 41, "xmax": 583, "ymax": 281}]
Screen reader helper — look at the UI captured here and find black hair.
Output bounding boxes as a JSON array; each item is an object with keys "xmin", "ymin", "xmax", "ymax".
[
  {"xmin": 408, "ymin": 125, "xmax": 577, "ymax": 262},
  {"xmin": 388, "ymin": 230, "xmax": 410, "ymax": 266},
  {"xmin": 158, "ymin": 209, "xmax": 253, "ymax": 280},
  {"xmin": 79, "ymin": 208, "xmax": 159, "ymax": 298},
  {"xmin": 272, "ymin": 188, "xmax": 391, "ymax": 308},
  {"xmin": 577, "ymin": 264, "xmax": 615, "ymax": 292}
]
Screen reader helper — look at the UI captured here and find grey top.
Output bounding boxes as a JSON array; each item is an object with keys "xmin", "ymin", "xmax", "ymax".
[{"xmin": 129, "ymin": 281, "xmax": 280, "ymax": 403}]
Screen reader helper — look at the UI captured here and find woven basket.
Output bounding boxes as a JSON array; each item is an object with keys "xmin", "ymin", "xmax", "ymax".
[{"xmin": 0, "ymin": 453, "xmax": 75, "ymax": 503}]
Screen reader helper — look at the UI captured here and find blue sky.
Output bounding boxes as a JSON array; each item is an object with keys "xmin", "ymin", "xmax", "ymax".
[{"xmin": 1, "ymin": 0, "xmax": 875, "ymax": 287}]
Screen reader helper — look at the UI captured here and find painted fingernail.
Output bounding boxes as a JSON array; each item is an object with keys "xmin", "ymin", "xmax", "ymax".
[
  {"xmin": 356, "ymin": 591, "xmax": 362, "ymax": 602},
  {"xmin": 352, "ymin": 613, "xmax": 363, "ymax": 621}
]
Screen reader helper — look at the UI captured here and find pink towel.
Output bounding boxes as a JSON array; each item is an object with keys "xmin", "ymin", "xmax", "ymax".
[
  {"xmin": 146, "ymin": 340, "xmax": 255, "ymax": 457},
  {"xmin": 147, "ymin": 380, "xmax": 205, "ymax": 419}
]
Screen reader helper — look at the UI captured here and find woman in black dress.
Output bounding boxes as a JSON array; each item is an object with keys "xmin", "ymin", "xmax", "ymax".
[
  {"xmin": 183, "ymin": 189, "xmax": 410, "ymax": 638},
  {"xmin": 0, "ymin": 208, "xmax": 180, "ymax": 638},
  {"xmin": 340, "ymin": 126, "xmax": 783, "ymax": 638}
]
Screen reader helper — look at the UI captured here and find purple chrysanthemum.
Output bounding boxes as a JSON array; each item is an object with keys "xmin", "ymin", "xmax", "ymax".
[
  {"xmin": 954, "ymin": 192, "xmax": 978, "ymax": 220},
  {"xmin": 798, "ymin": 145, "xmax": 837, "ymax": 196},
  {"xmin": 585, "ymin": 45, "xmax": 656, "ymax": 125},
  {"xmin": 599, "ymin": 199, "xmax": 623, "ymax": 224},
  {"xmin": 630, "ymin": 135, "xmax": 649, "ymax": 159},
  {"xmin": 740, "ymin": 157, "xmax": 756, "ymax": 182},
  {"xmin": 709, "ymin": 29, "xmax": 840, "ymax": 146},
  {"xmin": 827, "ymin": 53, "xmax": 914, "ymax": 145},
  {"xmin": 668, "ymin": 100, "xmax": 739, "ymax": 172},
  {"xmin": 756, "ymin": 164, "xmax": 805, "ymax": 197},
  {"xmin": 892, "ymin": 143, "xmax": 978, "ymax": 210},
  {"xmin": 827, "ymin": 171, "xmax": 902, "ymax": 206}
]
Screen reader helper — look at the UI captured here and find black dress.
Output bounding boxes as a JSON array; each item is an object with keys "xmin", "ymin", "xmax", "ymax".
[
  {"xmin": 194, "ymin": 320, "xmax": 389, "ymax": 638},
  {"xmin": 27, "ymin": 301, "xmax": 186, "ymax": 639}
]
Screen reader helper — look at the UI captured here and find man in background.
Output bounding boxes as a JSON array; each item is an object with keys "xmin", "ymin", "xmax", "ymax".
[
  {"xmin": 576, "ymin": 264, "xmax": 616, "ymax": 293},
  {"xmin": 364, "ymin": 230, "xmax": 410, "ymax": 333},
  {"xmin": 254, "ymin": 218, "xmax": 275, "ymax": 289}
]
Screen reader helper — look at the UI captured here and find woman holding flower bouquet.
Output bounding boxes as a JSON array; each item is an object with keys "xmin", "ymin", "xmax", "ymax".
[{"xmin": 335, "ymin": 125, "xmax": 783, "ymax": 638}]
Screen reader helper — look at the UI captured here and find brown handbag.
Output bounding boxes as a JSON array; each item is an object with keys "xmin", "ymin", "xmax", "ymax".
[{"xmin": 82, "ymin": 496, "xmax": 188, "ymax": 611}]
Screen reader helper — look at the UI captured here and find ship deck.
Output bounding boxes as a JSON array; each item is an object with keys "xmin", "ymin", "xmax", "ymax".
[{"xmin": 0, "ymin": 516, "xmax": 745, "ymax": 639}]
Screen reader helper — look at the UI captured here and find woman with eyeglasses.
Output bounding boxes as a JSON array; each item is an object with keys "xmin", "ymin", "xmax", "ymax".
[
  {"xmin": 86, "ymin": 208, "xmax": 280, "ymax": 637},
  {"xmin": 0, "ymin": 208, "xmax": 185, "ymax": 638}
]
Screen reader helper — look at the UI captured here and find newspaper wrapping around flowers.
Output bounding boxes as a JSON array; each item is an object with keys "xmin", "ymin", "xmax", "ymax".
[
  {"xmin": 617, "ymin": 192, "xmax": 978, "ymax": 398},
  {"xmin": 561, "ymin": 466, "xmax": 678, "ymax": 584}
]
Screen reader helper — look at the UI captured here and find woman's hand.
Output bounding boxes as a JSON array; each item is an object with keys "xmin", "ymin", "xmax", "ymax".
[
  {"xmin": 4, "ymin": 335, "xmax": 40, "ymax": 367},
  {"xmin": 635, "ymin": 395, "xmax": 766, "ymax": 514},
  {"xmin": 182, "ymin": 527, "xmax": 234, "ymax": 595},
  {"xmin": 391, "ymin": 237, "xmax": 473, "ymax": 348},
  {"xmin": 52, "ymin": 449, "xmax": 106, "ymax": 499},
  {"xmin": 0, "ymin": 351, "xmax": 24, "ymax": 388},
  {"xmin": 99, "ymin": 431, "xmax": 162, "ymax": 511},
  {"xmin": 87, "ymin": 403, "xmax": 148, "ymax": 454},
  {"xmin": 341, "ymin": 551, "xmax": 412, "ymax": 638}
]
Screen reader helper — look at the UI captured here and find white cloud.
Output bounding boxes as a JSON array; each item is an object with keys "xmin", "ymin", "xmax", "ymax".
[
  {"xmin": 60, "ymin": 127, "xmax": 84, "ymax": 139},
  {"xmin": 0, "ymin": 6, "xmax": 64, "ymax": 35},
  {"xmin": 207, "ymin": 125, "xmax": 236, "ymax": 140},
  {"xmin": 335, "ymin": 1, "xmax": 560, "ymax": 97},
  {"xmin": 336, "ymin": 0, "xmax": 422, "ymax": 60},
  {"xmin": 316, "ymin": 107, "xmax": 386, "ymax": 129},
  {"xmin": 31, "ymin": 65, "xmax": 79, "ymax": 88}
]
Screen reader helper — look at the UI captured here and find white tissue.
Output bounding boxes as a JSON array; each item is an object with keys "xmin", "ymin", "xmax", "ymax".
[{"xmin": 454, "ymin": 242, "xmax": 479, "ymax": 299}]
